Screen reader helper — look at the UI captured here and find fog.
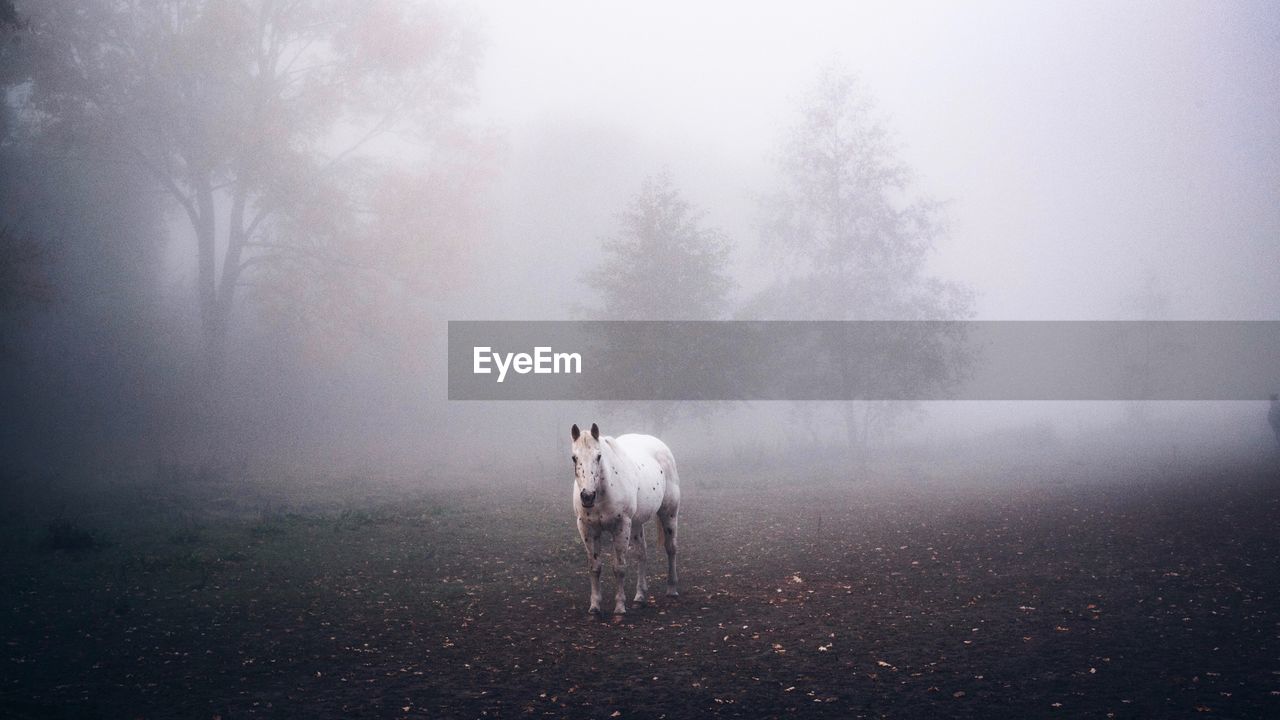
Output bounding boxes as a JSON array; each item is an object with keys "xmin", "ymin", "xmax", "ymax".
[
  {"xmin": 5, "ymin": 5, "xmax": 1280, "ymax": 716},
  {"xmin": 2, "ymin": 0, "xmax": 1278, "ymax": 486}
]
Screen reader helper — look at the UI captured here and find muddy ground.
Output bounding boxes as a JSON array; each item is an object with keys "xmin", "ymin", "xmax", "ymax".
[{"xmin": 2, "ymin": 458, "xmax": 1278, "ymax": 718}]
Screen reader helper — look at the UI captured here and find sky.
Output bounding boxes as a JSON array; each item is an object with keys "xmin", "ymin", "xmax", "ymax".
[
  {"xmin": 4, "ymin": 0, "xmax": 1278, "ymax": 473},
  {"xmin": 472, "ymin": 0, "xmax": 1280, "ymax": 320}
]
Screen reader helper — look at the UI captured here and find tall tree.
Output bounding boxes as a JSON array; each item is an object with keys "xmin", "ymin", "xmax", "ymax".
[
  {"xmin": 585, "ymin": 173, "xmax": 733, "ymax": 432},
  {"xmin": 586, "ymin": 174, "xmax": 732, "ymax": 321},
  {"xmin": 748, "ymin": 66, "xmax": 972, "ymax": 451},
  {"xmin": 4, "ymin": 0, "xmax": 494, "ymax": 383}
]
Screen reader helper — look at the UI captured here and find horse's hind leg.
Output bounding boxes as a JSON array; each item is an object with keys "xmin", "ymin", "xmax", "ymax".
[
  {"xmin": 631, "ymin": 523, "xmax": 648, "ymax": 606},
  {"xmin": 657, "ymin": 510, "xmax": 679, "ymax": 597}
]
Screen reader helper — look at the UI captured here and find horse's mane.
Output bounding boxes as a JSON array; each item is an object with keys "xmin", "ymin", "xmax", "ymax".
[{"xmin": 603, "ymin": 435, "xmax": 621, "ymax": 456}]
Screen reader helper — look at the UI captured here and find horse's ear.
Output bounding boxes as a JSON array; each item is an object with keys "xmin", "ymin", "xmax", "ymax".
[
  {"xmin": 590, "ymin": 423, "xmax": 599, "ymax": 441},
  {"xmin": 571, "ymin": 424, "xmax": 580, "ymax": 441}
]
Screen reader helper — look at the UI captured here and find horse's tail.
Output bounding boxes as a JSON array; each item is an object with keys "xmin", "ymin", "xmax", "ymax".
[
  {"xmin": 655, "ymin": 516, "xmax": 669, "ymax": 553},
  {"xmin": 656, "ymin": 445, "xmax": 680, "ymax": 489}
]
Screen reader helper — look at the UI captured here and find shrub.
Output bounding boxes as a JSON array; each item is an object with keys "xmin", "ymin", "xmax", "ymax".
[{"xmin": 41, "ymin": 520, "xmax": 99, "ymax": 551}]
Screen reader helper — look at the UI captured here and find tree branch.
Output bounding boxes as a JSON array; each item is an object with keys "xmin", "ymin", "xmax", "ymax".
[
  {"xmin": 129, "ymin": 146, "xmax": 200, "ymax": 228},
  {"xmin": 240, "ymin": 240, "xmax": 378, "ymax": 272}
]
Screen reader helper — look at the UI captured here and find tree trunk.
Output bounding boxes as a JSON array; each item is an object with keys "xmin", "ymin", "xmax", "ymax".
[
  {"xmin": 842, "ymin": 401, "xmax": 867, "ymax": 469},
  {"xmin": 193, "ymin": 176, "xmax": 225, "ymax": 386},
  {"xmin": 192, "ymin": 177, "xmax": 251, "ymax": 390},
  {"xmin": 208, "ymin": 185, "xmax": 249, "ymax": 386}
]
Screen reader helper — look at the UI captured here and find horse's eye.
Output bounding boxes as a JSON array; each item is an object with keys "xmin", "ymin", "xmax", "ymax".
[
  {"xmin": 596, "ymin": 454, "xmax": 601, "ymax": 462},
  {"xmin": 571, "ymin": 455, "xmax": 577, "ymax": 464}
]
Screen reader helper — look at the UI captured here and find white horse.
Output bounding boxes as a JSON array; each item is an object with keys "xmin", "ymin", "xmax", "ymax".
[{"xmin": 570, "ymin": 423, "xmax": 681, "ymax": 616}]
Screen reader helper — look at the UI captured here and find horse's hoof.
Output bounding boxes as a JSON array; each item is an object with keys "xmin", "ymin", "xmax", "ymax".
[
  {"xmin": 588, "ymin": 607, "xmax": 602, "ymax": 616},
  {"xmin": 613, "ymin": 606, "xmax": 627, "ymax": 616},
  {"xmin": 633, "ymin": 596, "xmax": 648, "ymax": 606},
  {"xmin": 666, "ymin": 588, "xmax": 679, "ymax": 598}
]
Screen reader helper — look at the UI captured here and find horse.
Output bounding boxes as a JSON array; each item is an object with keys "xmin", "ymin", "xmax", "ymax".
[{"xmin": 569, "ymin": 422, "xmax": 681, "ymax": 616}]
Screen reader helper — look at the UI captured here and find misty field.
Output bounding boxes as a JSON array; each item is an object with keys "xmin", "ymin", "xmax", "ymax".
[{"xmin": 2, "ymin": 458, "xmax": 1278, "ymax": 719}]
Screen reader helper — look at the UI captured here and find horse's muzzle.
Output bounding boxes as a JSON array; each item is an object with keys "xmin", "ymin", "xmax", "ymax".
[{"xmin": 579, "ymin": 489, "xmax": 596, "ymax": 507}]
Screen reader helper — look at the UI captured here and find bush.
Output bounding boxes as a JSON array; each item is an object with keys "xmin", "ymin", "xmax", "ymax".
[
  {"xmin": 169, "ymin": 512, "xmax": 203, "ymax": 545},
  {"xmin": 41, "ymin": 520, "xmax": 99, "ymax": 551}
]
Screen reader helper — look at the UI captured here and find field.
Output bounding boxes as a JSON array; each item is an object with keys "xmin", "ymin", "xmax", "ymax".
[{"xmin": 2, "ymin": 456, "xmax": 1278, "ymax": 719}]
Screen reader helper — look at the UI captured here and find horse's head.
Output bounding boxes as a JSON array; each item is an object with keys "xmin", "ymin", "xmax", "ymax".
[{"xmin": 570, "ymin": 422, "xmax": 604, "ymax": 508}]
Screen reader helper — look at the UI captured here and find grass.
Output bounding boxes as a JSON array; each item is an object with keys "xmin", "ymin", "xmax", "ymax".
[
  {"xmin": 39, "ymin": 520, "xmax": 101, "ymax": 551},
  {"xmin": 168, "ymin": 512, "xmax": 204, "ymax": 545},
  {"xmin": 2, "ymin": 459, "xmax": 1277, "ymax": 718},
  {"xmin": 248, "ymin": 509, "xmax": 306, "ymax": 537}
]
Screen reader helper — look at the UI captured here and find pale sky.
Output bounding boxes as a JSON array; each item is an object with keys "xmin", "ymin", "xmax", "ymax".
[{"xmin": 470, "ymin": 1, "xmax": 1280, "ymax": 320}]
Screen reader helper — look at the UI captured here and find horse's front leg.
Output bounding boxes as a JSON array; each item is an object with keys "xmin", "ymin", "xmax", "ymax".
[
  {"xmin": 611, "ymin": 516, "xmax": 632, "ymax": 615},
  {"xmin": 579, "ymin": 520, "xmax": 603, "ymax": 615},
  {"xmin": 631, "ymin": 522, "xmax": 648, "ymax": 606}
]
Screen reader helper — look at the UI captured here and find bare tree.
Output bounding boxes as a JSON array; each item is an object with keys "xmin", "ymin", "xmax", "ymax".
[
  {"xmin": 747, "ymin": 66, "xmax": 973, "ymax": 453},
  {"xmin": 5, "ymin": 0, "xmax": 495, "ymax": 383}
]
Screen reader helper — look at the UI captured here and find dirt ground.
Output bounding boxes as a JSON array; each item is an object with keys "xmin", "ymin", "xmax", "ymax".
[{"xmin": 2, "ymin": 459, "xmax": 1278, "ymax": 718}]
